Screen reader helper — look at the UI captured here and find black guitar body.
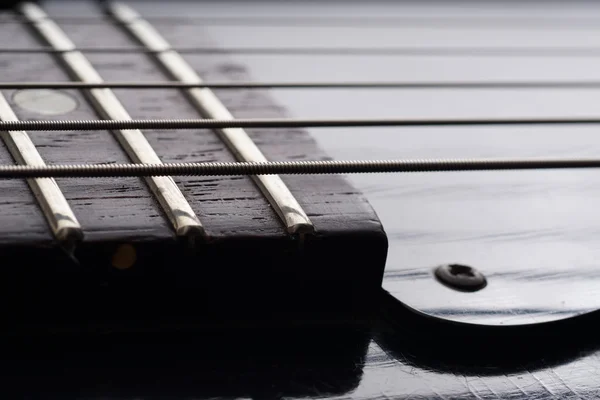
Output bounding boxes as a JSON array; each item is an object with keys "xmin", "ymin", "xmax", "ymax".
[{"xmin": 2, "ymin": 1, "xmax": 600, "ymax": 398}]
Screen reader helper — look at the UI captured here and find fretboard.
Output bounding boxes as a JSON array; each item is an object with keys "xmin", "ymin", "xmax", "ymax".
[{"xmin": 0, "ymin": 1, "xmax": 388, "ymax": 331}]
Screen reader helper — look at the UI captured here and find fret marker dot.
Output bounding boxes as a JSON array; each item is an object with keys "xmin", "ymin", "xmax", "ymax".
[
  {"xmin": 13, "ymin": 89, "xmax": 78, "ymax": 115},
  {"xmin": 111, "ymin": 244, "xmax": 137, "ymax": 270}
]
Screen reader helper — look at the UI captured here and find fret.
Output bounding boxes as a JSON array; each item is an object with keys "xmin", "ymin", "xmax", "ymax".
[
  {"xmin": 0, "ymin": 93, "xmax": 82, "ymax": 245},
  {"xmin": 19, "ymin": 2, "xmax": 204, "ymax": 239},
  {"xmin": 108, "ymin": 2, "xmax": 314, "ymax": 236}
]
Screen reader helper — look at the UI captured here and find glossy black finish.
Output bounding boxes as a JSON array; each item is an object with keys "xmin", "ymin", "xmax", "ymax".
[
  {"xmin": 1, "ymin": 328, "xmax": 371, "ymax": 398},
  {"xmin": 5, "ymin": 298, "xmax": 600, "ymax": 399}
]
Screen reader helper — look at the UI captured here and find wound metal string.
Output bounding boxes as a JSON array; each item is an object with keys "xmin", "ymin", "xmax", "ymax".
[
  {"xmin": 1, "ymin": 81, "xmax": 599, "ymax": 90},
  {"xmin": 4, "ymin": 46, "xmax": 600, "ymax": 57},
  {"xmin": 0, "ymin": 117, "xmax": 599, "ymax": 131},
  {"xmin": 0, "ymin": 159, "xmax": 597, "ymax": 178}
]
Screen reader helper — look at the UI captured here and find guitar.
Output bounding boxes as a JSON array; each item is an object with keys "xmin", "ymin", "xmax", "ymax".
[{"xmin": 1, "ymin": 1, "xmax": 600, "ymax": 399}]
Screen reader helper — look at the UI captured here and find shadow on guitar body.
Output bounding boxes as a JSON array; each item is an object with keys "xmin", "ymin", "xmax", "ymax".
[
  {"xmin": 376, "ymin": 290, "xmax": 600, "ymax": 376},
  {"xmin": 0, "ymin": 326, "xmax": 370, "ymax": 399}
]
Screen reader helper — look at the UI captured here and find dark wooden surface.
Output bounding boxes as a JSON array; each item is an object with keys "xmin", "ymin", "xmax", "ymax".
[
  {"xmin": 0, "ymin": 9, "xmax": 385, "ymax": 243},
  {"xmin": 0, "ymin": 2, "xmax": 388, "ymax": 316},
  {"xmin": 5, "ymin": 0, "xmax": 600, "ymax": 398}
]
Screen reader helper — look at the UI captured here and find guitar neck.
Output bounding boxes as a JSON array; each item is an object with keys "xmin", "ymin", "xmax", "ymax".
[{"xmin": 0, "ymin": 1, "xmax": 387, "ymax": 329}]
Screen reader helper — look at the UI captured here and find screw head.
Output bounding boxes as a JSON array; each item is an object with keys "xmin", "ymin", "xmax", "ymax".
[{"xmin": 434, "ymin": 264, "xmax": 487, "ymax": 292}]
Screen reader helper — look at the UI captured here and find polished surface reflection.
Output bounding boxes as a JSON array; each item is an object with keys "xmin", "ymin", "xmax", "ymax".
[
  {"xmin": 3, "ymin": 327, "xmax": 370, "ymax": 399},
  {"xmin": 5, "ymin": 306, "xmax": 600, "ymax": 400}
]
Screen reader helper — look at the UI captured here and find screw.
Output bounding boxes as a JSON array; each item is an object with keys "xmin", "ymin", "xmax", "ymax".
[{"xmin": 434, "ymin": 264, "xmax": 487, "ymax": 292}]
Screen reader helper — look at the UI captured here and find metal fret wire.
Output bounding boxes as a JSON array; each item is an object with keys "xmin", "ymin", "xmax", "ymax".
[
  {"xmin": 2, "ymin": 81, "xmax": 600, "ymax": 90},
  {"xmin": 0, "ymin": 117, "xmax": 598, "ymax": 131},
  {"xmin": 4, "ymin": 46, "xmax": 600, "ymax": 57},
  {"xmin": 0, "ymin": 159, "xmax": 597, "ymax": 178},
  {"xmin": 108, "ymin": 1, "xmax": 314, "ymax": 236},
  {"xmin": 0, "ymin": 92, "xmax": 82, "ymax": 243},
  {"xmin": 20, "ymin": 2, "xmax": 205, "ymax": 238}
]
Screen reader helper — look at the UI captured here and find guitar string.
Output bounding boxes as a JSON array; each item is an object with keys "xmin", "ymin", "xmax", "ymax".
[
  {"xmin": 4, "ymin": 15, "xmax": 600, "ymax": 28},
  {"xmin": 3, "ymin": 46, "xmax": 600, "ymax": 57},
  {"xmin": 0, "ymin": 117, "xmax": 599, "ymax": 131},
  {"xmin": 1, "ymin": 7, "xmax": 597, "ymax": 179},
  {"xmin": 2, "ymin": 81, "xmax": 600, "ymax": 90},
  {"xmin": 0, "ymin": 159, "xmax": 597, "ymax": 178}
]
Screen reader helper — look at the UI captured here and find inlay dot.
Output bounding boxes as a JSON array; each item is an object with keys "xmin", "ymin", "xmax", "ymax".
[{"xmin": 13, "ymin": 89, "xmax": 78, "ymax": 115}]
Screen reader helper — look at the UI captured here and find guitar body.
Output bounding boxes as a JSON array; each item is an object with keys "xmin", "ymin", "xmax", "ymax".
[{"xmin": 2, "ymin": 0, "xmax": 600, "ymax": 398}]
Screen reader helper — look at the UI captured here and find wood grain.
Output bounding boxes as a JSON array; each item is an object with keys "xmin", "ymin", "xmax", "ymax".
[{"xmin": 0, "ymin": 6, "xmax": 387, "ymax": 325}]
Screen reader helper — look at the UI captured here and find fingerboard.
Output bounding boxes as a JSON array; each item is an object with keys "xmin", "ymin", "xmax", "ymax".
[{"xmin": 0, "ymin": 1, "xmax": 387, "ymax": 328}]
